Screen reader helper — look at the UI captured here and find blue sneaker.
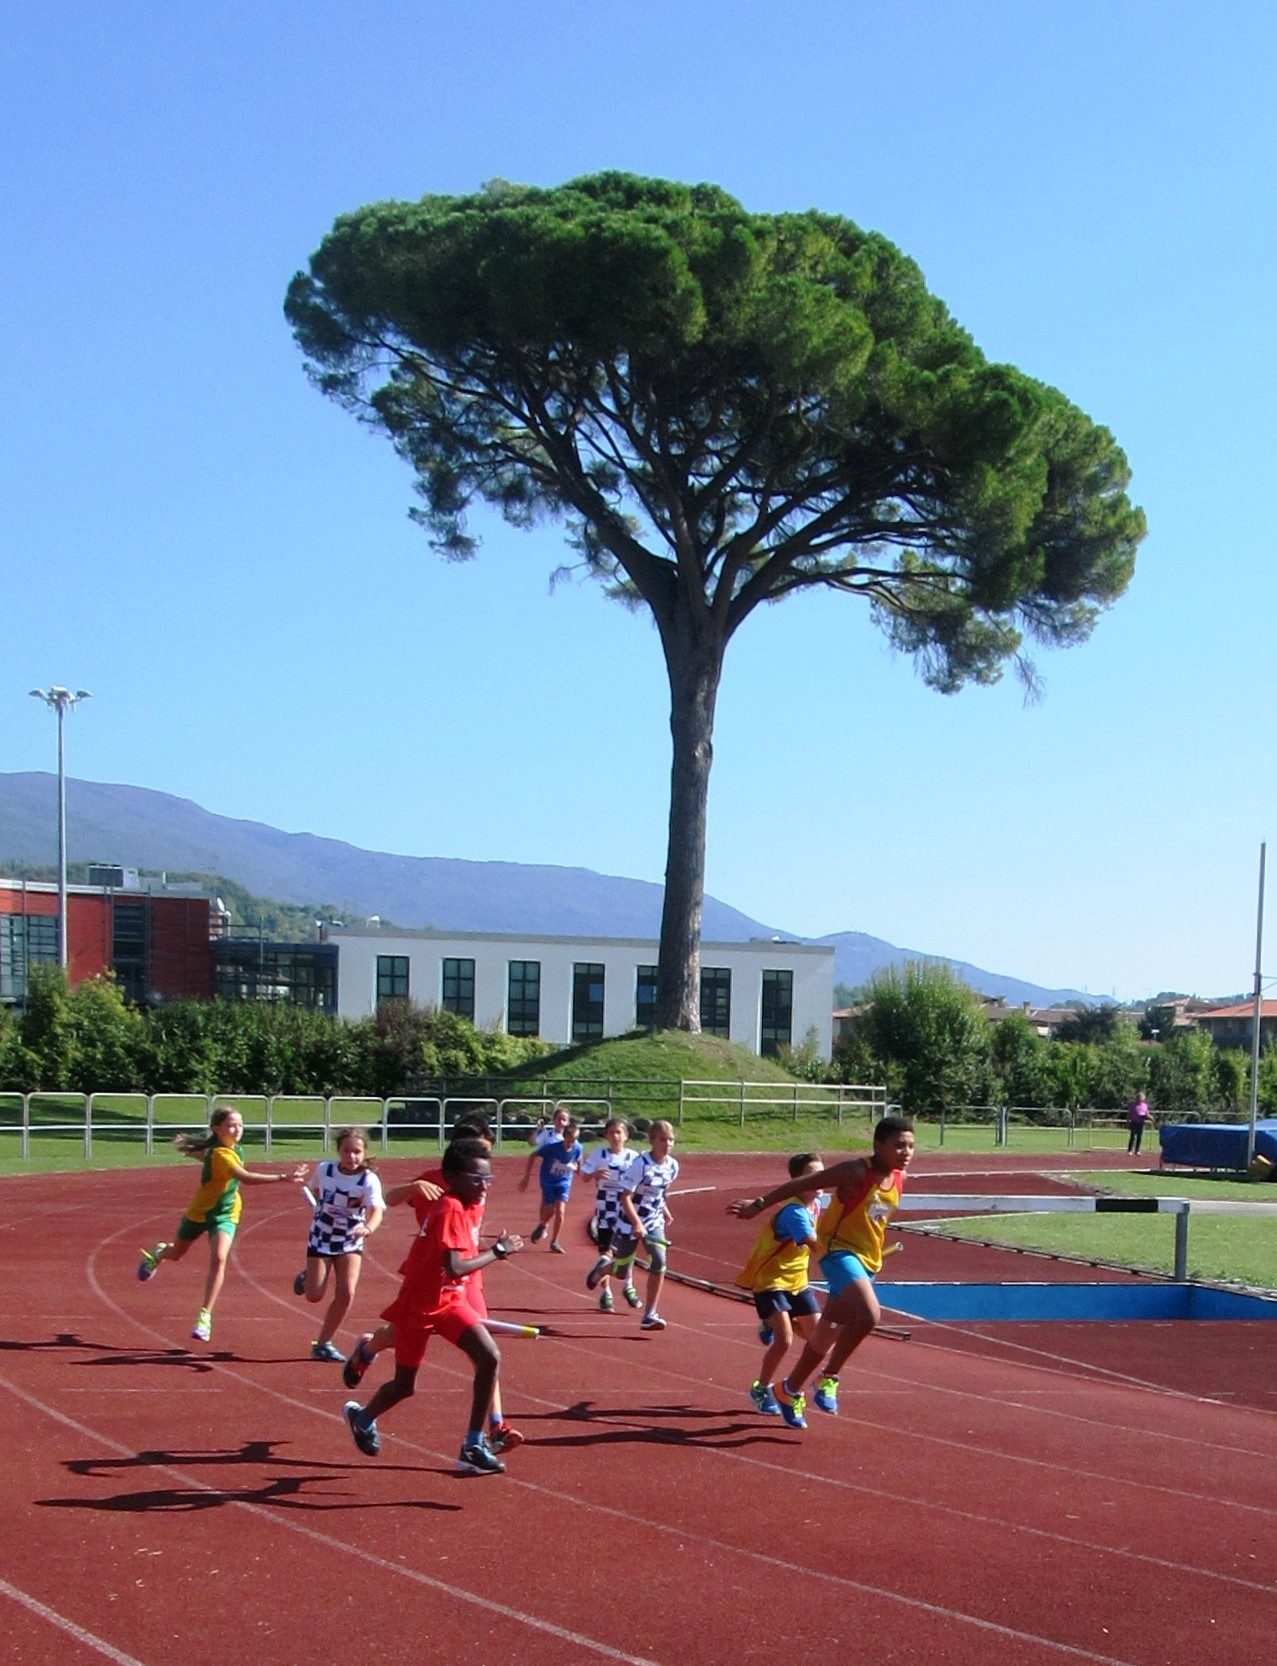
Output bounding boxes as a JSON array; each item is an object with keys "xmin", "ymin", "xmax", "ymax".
[
  {"xmin": 757, "ymin": 1323, "xmax": 773, "ymax": 1346},
  {"xmin": 343, "ymin": 1400, "xmax": 380, "ymax": 1456},
  {"xmin": 775, "ymin": 1379, "xmax": 807, "ymax": 1430},
  {"xmin": 749, "ymin": 1380, "xmax": 780, "ymax": 1415},
  {"xmin": 459, "ymin": 1438, "xmax": 504, "ymax": 1475},
  {"xmin": 137, "ymin": 1244, "xmax": 167, "ymax": 1282},
  {"xmin": 814, "ymin": 1374, "xmax": 839, "ymax": 1415}
]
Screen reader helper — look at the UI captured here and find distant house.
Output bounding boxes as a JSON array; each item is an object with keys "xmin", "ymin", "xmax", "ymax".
[
  {"xmin": 978, "ymin": 999, "xmax": 1075, "ymax": 1037},
  {"xmin": 1191, "ymin": 1000, "xmax": 1277, "ymax": 1050}
]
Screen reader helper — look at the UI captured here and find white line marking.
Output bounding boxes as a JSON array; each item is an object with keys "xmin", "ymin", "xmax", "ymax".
[{"xmin": 0, "ymin": 1574, "xmax": 149, "ymax": 1666}]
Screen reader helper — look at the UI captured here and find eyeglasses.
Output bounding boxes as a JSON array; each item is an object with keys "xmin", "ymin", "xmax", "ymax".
[{"xmin": 468, "ymin": 1173, "xmax": 495, "ymax": 1186}]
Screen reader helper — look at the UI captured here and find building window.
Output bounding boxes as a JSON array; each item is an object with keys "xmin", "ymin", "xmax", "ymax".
[
  {"xmin": 112, "ymin": 900, "xmax": 149, "ymax": 1005},
  {"xmin": 507, "ymin": 960, "xmax": 541, "ymax": 1036},
  {"xmin": 0, "ymin": 915, "xmax": 58, "ymax": 1003},
  {"xmin": 213, "ymin": 942, "xmax": 338, "ymax": 1011},
  {"xmin": 635, "ymin": 964, "xmax": 658, "ymax": 1030},
  {"xmin": 442, "ymin": 957, "xmax": 475, "ymax": 1022},
  {"xmin": 700, "ymin": 966, "xmax": 731, "ymax": 1038},
  {"xmin": 572, "ymin": 962, "xmax": 605, "ymax": 1042},
  {"xmin": 760, "ymin": 969, "xmax": 794, "ymax": 1057},
  {"xmin": 376, "ymin": 955, "xmax": 410, "ymax": 1004}
]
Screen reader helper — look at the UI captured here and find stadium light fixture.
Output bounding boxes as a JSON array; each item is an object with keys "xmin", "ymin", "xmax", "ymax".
[{"xmin": 28, "ymin": 686, "xmax": 92, "ymax": 970}]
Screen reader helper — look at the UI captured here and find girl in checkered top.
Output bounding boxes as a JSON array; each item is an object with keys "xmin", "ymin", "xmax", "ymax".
[{"xmin": 294, "ymin": 1127, "xmax": 385, "ymax": 1362}]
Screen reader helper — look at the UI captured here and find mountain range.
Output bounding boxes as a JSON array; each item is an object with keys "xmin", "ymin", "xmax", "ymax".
[{"xmin": 0, "ymin": 771, "xmax": 1093, "ymax": 1008}]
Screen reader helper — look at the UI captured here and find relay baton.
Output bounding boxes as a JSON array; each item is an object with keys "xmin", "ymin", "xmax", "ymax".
[{"xmin": 483, "ymin": 1317, "xmax": 541, "ymax": 1339}]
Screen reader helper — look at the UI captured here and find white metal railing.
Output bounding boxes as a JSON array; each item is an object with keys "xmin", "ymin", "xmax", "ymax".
[{"xmin": 0, "ymin": 1081, "xmax": 889, "ymax": 1159}]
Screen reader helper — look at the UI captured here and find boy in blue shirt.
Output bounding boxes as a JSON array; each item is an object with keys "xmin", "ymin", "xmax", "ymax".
[
  {"xmin": 518, "ymin": 1115, "xmax": 583, "ymax": 1253},
  {"xmin": 734, "ymin": 1152, "xmax": 825, "ymax": 1428}
]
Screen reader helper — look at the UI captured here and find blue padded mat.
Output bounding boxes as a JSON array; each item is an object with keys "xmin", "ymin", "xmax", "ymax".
[{"xmin": 1158, "ymin": 1118, "xmax": 1277, "ymax": 1170}]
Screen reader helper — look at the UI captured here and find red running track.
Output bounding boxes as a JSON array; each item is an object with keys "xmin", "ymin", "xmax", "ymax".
[{"xmin": 0, "ymin": 1152, "xmax": 1272, "ymax": 1666}]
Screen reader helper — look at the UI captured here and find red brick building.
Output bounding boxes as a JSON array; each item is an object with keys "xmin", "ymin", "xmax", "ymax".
[{"xmin": 0, "ymin": 875, "xmax": 216, "ymax": 1006}]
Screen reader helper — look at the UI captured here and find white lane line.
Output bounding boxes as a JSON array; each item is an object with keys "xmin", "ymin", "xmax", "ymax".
[{"xmin": 0, "ymin": 1573, "xmax": 150, "ymax": 1666}]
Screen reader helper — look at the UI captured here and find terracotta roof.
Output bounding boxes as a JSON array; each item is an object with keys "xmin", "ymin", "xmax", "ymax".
[{"xmin": 1196, "ymin": 1000, "xmax": 1277, "ymax": 1020}]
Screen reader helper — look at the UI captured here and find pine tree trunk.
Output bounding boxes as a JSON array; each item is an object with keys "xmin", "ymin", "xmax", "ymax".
[{"xmin": 653, "ymin": 632, "xmax": 723, "ymax": 1031}]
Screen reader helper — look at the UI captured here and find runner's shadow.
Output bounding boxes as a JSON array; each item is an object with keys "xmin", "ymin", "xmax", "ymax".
[
  {"xmin": 0, "ymin": 1332, "xmax": 231, "ymax": 1374},
  {"xmin": 39, "ymin": 1476, "xmax": 461, "ymax": 1515},
  {"xmin": 50, "ymin": 1441, "xmax": 462, "ymax": 1514},
  {"xmin": 529, "ymin": 1421, "xmax": 791, "ymax": 1452}
]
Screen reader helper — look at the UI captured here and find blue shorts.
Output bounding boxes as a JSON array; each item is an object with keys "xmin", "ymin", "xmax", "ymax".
[
  {"xmin": 820, "ymin": 1250, "xmax": 872, "ymax": 1296},
  {"xmin": 753, "ymin": 1286, "xmax": 820, "ymax": 1322},
  {"xmin": 540, "ymin": 1182, "xmax": 573, "ymax": 1206}
]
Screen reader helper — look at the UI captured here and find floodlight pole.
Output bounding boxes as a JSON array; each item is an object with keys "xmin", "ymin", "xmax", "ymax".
[
  {"xmin": 28, "ymin": 686, "xmax": 92, "ymax": 970},
  {"xmin": 1247, "ymin": 840, "xmax": 1266, "ymax": 1167}
]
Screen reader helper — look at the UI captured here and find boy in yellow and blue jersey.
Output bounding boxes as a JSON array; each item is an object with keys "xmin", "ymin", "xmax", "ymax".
[
  {"xmin": 734, "ymin": 1153, "xmax": 824, "ymax": 1427},
  {"xmin": 729, "ymin": 1115, "xmax": 914, "ymax": 1429}
]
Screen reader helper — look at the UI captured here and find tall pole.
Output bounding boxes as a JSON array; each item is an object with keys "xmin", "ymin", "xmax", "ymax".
[
  {"xmin": 1247, "ymin": 840, "xmax": 1266, "ymax": 1167},
  {"xmin": 28, "ymin": 686, "xmax": 92, "ymax": 971}
]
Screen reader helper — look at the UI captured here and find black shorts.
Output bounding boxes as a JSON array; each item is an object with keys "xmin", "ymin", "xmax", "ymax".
[{"xmin": 752, "ymin": 1286, "xmax": 820, "ymax": 1323}]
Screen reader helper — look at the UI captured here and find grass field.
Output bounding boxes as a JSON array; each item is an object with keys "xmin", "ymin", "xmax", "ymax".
[{"xmin": 927, "ymin": 1169, "xmax": 1277, "ymax": 1290}]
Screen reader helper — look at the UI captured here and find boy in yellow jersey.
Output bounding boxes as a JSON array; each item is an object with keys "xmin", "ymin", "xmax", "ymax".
[
  {"xmin": 729, "ymin": 1115, "xmax": 914, "ymax": 1428},
  {"xmin": 734, "ymin": 1153, "xmax": 824, "ymax": 1427}
]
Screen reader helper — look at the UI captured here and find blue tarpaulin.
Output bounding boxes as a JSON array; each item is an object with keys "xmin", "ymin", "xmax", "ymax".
[{"xmin": 1158, "ymin": 1118, "xmax": 1277, "ymax": 1171}]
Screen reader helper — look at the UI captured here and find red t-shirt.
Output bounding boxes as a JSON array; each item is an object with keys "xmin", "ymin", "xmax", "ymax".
[{"xmin": 391, "ymin": 1192, "xmax": 483, "ymax": 1325}]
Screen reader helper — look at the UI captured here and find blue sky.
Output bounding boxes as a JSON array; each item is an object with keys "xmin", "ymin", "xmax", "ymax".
[{"xmin": 4, "ymin": 1, "xmax": 1275, "ymax": 1002}]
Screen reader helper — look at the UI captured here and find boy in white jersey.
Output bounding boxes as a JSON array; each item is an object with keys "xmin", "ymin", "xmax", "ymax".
[{"xmin": 587, "ymin": 1120, "xmax": 679, "ymax": 1331}]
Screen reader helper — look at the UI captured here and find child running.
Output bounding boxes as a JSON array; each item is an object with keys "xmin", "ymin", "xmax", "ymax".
[
  {"xmin": 293, "ymin": 1126, "xmax": 385, "ymax": 1362},
  {"xmin": 580, "ymin": 1117, "xmax": 642, "ymax": 1312},
  {"xmin": 137, "ymin": 1105, "xmax": 306, "ymax": 1342},
  {"xmin": 519, "ymin": 1114, "xmax": 582, "ymax": 1252},
  {"xmin": 729, "ymin": 1115, "xmax": 914, "ymax": 1426},
  {"xmin": 527, "ymin": 1102, "xmax": 571, "ymax": 1148},
  {"xmin": 734, "ymin": 1152, "xmax": 825, "ymax": 1426},
  {"xmin": 586, "ymin": 1119, "xmax": 679, "ymax": 1330},
  {"xmin": 342, "ymin": 1137, "xmax": 524, "ymax": 1474},
  {"xmin": 342, "ymin": 1118, "xmax": 523, "ymax": 1455}
]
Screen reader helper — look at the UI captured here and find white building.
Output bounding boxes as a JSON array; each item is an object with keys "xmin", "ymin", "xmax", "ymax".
[{"xmin": 332, "ymin": 926, "xmax": 833, "ymax": 1059}]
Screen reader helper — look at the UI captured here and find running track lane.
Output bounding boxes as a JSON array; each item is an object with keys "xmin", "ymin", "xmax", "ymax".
[{"xmin": 0, "ymin": 1162, "xmax": 1271, "ymax": 1665}]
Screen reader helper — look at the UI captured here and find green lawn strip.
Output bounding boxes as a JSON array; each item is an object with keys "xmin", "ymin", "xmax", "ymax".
[{"xmin": 929, "ymin": 1167, "xmax": 1277, "ymax": 1289}]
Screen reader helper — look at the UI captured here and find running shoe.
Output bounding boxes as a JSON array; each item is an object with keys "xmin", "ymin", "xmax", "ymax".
[
  {"xmin": 814, "ymin": 1374, "xmax": 839, "ymax": 1415},
  {"xmin": 622, "ymin": 1283, "xmax": 642, "ymax": 1308},
  {"xmin": 487, "ymin": 1422, "xmax": 524, "ymax": 1455},
  {"xmin": 293, "ymin": 1270, "xmax": 307, "ymax": 1296},
  {"xmin": 749, "ymin": 1380, "xmax": 781, "ymax": 1415},
  {"xmin": 774, "ymin": 1379, "xmax": 807, "ymax": 1430},
  {"xmin": 530, "ymin": 1223, "xmax": 546, "ymax": 1244},
  {"xmin": 757, "ymin": 1323, "xmax": 774, "ymax": 1346},
  {"xmin": 640, "ymin": 1312, "xmax": 667, "ymax": 1331},
  {"xmin": 343, "ymin": 1400, "xmax": 381, "ymax": 1457},
  {"xmin": 311, "ymin": 1339, "xmax": 344, "ymax": 1363},
  {"xmin": 191, "ymin": 1309, "xmax": 212, "ymax": 1342},
  {"xmin": 585, "ymin": 1254, "xmax": 613, "ymax": 1291},
  {"xmin": 342, "ymin": 1334, "xmax": 374, "ymax": 1390},
  {"xmin": 137, "ymin": 1244, "xmax": 167, "ymax": 1282},
  {"xmin": 549, "ymin": 1241, "xmax": 566, "ymax": 1255},
  {"xmin": 459, "ymin": 1439, "xmax": 505, "ymax": 1475}
]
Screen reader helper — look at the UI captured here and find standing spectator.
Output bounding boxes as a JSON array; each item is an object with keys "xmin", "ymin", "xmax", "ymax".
[{"xmin": 1126, "ymin": 1092, "xmax": 1151, "ymax": 1155}]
